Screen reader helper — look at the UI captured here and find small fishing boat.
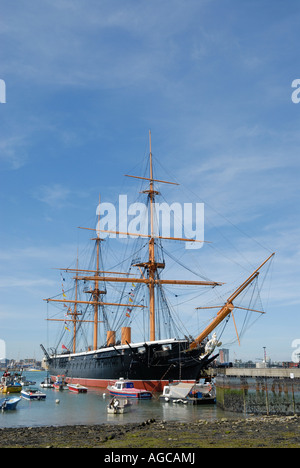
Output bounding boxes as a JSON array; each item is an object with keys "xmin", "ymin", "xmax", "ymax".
[
  {"xmin": 18, "ymin": 376, "xmax": 36, "ymax": 387},
  {"xmin": 21, "ymin": 387, "xmax": 46, "ymax": 401},
  {"xmin": 107, "ymin": 397, "xmax": 132, "ymax": 414},
  {"xmin": 0, "ymin": 383, "xmax": 22, "ymax": 394},
  {"xmin": 0, "ymin": 397, "xmax": 21, "ymax": 411},
  {"xmin": 53, "ymin": 375, "xmax": 68, "ymax": 390},
  {"xmin": 0, "ymin": 373, "xmax": 22, "ymax": 394},
  {"xmin": 160, "ymin": 380, "xmax": 216, "ymax": 405},
  {"xmin": 67, "ymin": 383, "xmax": 88, "ymax": 394},
  {"xmin": 40, "ymin": 376, "xmax": 54, "ymax": 389},
  {"xmin": 107, "ymin": 378, "xmax": 152, "ymax": 399}
]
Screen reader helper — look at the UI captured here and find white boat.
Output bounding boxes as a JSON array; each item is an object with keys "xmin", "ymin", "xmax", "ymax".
[
  {"xmin": 18, "ymin": 376, "xmax": 36, "ymax": 387},
  {"xmin": 67, "ymin": 383, "xmax": 88, "ymax": 393},
  {"xmin": 21, "ymin": 387, "xmax": 46, "ymax": 401},
  {"xmin": 160, "ymin": 380, "xmax": 216, "ymax": 405},
  {"xmin": 107, "ymin": 397, "xmax": 132, "ymax": 414},
  {"xmin": 40, "ymin": 376, "xmax": 54, "ymax": 388}
]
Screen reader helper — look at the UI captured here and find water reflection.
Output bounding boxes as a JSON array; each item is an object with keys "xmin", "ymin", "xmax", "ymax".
[{"xmin": 0, "ymin": 371, "xmax": 230, "ymax": 428}]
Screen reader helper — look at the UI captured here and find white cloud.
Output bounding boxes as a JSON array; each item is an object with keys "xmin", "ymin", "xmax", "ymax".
[
  {"xmin": 34, "ymin": 184, "xmax": 72, "ymax": 208},
  {"xmin": 0, "ymin": 135, "xmax": 28, "ymax": 170},
  {"xmin": 0, "ymin": 0, "xmax": 211, "ymax": 90},
  {"xmin": 32, "ymin": 184, "xmax": 90, "ymax": 209},
  {"xmin": 0, "ymin": 276, "xmax": 54, "ymax": 290}
]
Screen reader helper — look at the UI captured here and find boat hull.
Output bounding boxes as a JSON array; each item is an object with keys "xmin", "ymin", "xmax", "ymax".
[
  {"xmin": 108, "ymin": 388, "xmax": 152, "ymax": 399},
  {"xmin": 67, "ymin": 384, "xmax": 88, "ymax": 393},
  {"xmin": 0, "ymin": 397, "xmax": 21, "ymax": 410},
  {"xmin": 1, "ymin": 385, "xmax": 22, "ymax": 394},
  {"xmin": 107, "ymin": 401, "xmax": 132, "ymax": 414},
  {"xmin": 21, "ymin": 391, "xmax": 46, "ymax": 401},
  {"xmin": 46, "ymin": 339, "xmax": 216, "ymax": 391}
]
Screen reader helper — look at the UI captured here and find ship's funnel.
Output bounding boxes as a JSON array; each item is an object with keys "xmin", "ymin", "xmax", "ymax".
[
  {"xmin": 121, "ymin": 327, "xmax": 131, "ymax": 345},
  {"xmin": 107, "ymin": 330, "xmax": 116, "ymax": 346}
]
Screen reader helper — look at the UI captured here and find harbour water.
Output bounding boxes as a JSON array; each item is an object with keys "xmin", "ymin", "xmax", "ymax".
[{"xmin": 0, "ymin": 371, "xmax": 231, "ymax": 429}]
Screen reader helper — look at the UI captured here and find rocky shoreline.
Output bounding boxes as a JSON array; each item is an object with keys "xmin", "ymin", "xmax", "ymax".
[{"xmin": 0, "ymin": 415, "xmax": 299, "ymax": 448}]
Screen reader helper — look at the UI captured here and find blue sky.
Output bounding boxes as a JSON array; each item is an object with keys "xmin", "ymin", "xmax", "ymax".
[{"xmin": 0, "ymin": 0, "xmax": 300, "ymax": 362}]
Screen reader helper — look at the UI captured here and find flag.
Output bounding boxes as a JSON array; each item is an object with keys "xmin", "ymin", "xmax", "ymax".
[
  {"xmin": 126, "ymin": 313, "xmax": 131, "ymax": 318},
  {"xmin": 129, "ymin": 297, "xmax": 133, "ymax": 303},
  {"xmin": 62, "ymin": 344, "xmax": 68, "ymax": 350}
]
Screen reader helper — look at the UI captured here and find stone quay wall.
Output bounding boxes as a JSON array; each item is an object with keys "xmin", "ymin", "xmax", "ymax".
[{"xmin": 215, "ymin": 368, "xmax": 300, "ymax": 415}]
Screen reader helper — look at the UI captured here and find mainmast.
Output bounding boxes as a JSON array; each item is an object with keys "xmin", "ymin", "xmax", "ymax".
[
  {"xmin": 148, "ymin": 131, "xmax": 157, "ymax": 341},
  {"xmin": 92, "ymin": 196, "xmax": 103, "ymax": 350},
  {"xmin": 78, "ymin": 131, "xmax": 223, "ymax": 343}
]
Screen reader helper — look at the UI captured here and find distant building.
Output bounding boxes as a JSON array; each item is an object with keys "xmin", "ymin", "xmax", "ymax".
[{"xmin": 219, "ymin": 349, "xmax": 230, "ymax": 364}]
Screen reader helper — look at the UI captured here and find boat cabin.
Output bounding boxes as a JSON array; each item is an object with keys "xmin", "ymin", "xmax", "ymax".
[{"xmin": 114, "ymin": 379, "xmax": 134, "ymax": 390}]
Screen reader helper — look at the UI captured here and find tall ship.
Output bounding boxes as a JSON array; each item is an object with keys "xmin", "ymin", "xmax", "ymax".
[{"xmin": 41, "ymin": 132, "xmax": 274, "ymax": 391}]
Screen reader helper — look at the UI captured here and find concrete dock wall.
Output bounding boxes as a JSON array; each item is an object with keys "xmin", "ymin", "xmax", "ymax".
[{"xmin": 215, "ymin": 368, "xmax": 300, "ymax": 415}]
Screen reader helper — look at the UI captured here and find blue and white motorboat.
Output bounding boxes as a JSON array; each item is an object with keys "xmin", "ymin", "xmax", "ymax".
[
  {"xmin": 0, "ymin": 397, "xmax": 21, "ymax": 411},
  {"xmin": 21, "ymin": 387, "xmax": 46, "ymax": 401}
]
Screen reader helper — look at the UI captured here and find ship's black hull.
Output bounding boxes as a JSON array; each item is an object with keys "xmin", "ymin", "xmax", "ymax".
[{"xmin": 46, "ymin": 339, "xmax": 216, "ymax": 391}]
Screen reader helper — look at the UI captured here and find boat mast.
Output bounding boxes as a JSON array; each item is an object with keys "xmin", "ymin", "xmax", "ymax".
[
  {"xmin": 77, "ymin": 132, "xmax": 223, "ymax": 344},
  {"xmin": 72, "ymin": 254, "xmax": 79, "ymax": 353},
  {"xmin": 148, "ymin": 130, "xmax": 156, "ymax": 341},
  {"xmin": 93, "ymin": 236, "xmax": 101, "ymax": 350},
  {"xmin": 92, "ymin": 196, "xmax": 106, "ymax": 350}
]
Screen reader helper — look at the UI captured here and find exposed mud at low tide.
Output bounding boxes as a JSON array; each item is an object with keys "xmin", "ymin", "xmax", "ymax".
[{"xmin": 0, "ymin": 415, "xmax": 299, "ymax": 448}]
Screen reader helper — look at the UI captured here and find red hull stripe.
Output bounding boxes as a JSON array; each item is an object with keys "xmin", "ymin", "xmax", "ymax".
[{"xmin": 50, "ymin": 376, "xmax": 195, "ymax": 393}]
